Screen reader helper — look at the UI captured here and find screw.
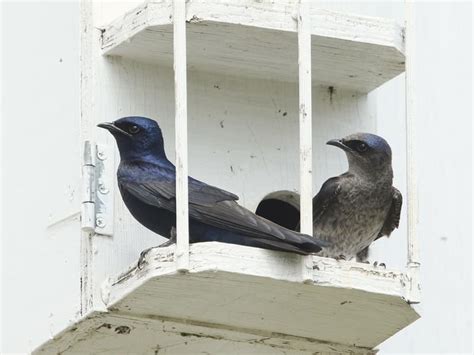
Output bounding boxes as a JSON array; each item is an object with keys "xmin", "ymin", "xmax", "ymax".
[
  {"xmin": 96, "ymin": 217, "xmax": 106, "ymax": 228},
  {"xmin": 97, "ymin": 150, "xmax": 106, "ymax": 160},
  {"xmin": 98, "ymin": 182, "xmax": 109, "ymax": 194}
]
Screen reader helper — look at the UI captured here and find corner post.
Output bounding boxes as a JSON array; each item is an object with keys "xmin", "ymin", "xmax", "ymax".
[
  {"xmin": 173, "ymin": 0, "xmax": 190, "ymax": 272},
  {"xmin": 404, "ymin": 0, "xmax": 421, "ymax": 303}
]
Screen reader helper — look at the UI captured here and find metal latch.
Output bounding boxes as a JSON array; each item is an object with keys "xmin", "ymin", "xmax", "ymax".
[{"xmin": 81, "ymin": 140, "xmax": 114, "ymax": 236}]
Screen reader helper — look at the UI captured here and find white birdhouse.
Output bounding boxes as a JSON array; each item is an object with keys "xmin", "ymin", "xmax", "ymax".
[{"xmin": 35, "ymin": 1, "xmax": 420, "ymax": 353}]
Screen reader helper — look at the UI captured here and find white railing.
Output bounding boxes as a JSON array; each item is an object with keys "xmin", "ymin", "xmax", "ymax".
[
  {"xmin": 297, "ymin": 0, "xmax": 314, "ymax": 283},
  {"xmin": 173, "ymin": 0, "xmax": 190, "ymax": 272}
]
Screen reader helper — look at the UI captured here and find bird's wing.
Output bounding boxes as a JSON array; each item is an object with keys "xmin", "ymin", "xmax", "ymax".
[
  {"xmin": 120, "ymin": 166, "xmax": 327, "ymax": 251},
  {"xmin": 120, "ymin": 163, "xmax": 238, "ymax": 207},
  {"xmin": 376, "ymin": 187, "xmax": 402, "ymax": 239},
  {"xmin": 312, "ymin": 176, "xmax": 343, "ymax": 223}
]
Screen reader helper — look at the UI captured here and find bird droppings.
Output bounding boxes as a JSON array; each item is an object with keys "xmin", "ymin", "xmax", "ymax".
[
  {"xmin": 115, "ymin": 325, "xmax": 131, "ymax": 334},
  {"xmin": 180, "ymin": 332, "xmax": 223, "ymax": 340},
  {"xmin": 250, "ymin": 154, "xmax": 256, "ymax": 159},
  {"xmin": 96, "ymin": 323, "xmax": 112, "ymax": 330},
  {"xmin": 440, "ymin": 236, "xmax": 448, "ymax": 241},
  {"xmin": 219, "ymin": 120, "xmax": 224, "ymax": 128},
  {"xmin": 313, "ymin": 265, "xmax": 320, "ymax": 270},
  {"xmin": 348, "ymin": 74, "xmax": 356, "ymax": 78},
  {"xmin": 187, "ymin": 15, "xmax": 202, "ymax": 23},
  {"xmin": 59, "ymin": 58, "xmax": 63, "ymax": 63},
  {"xmin": 214, "ymin": 84, "xmax": 220, "ymax": 89},
  {"xmin": 328, "ymin": 86, "xmax": 335, "ymax": 104},
  {"xmin": 340, "ymin": 300, "xmax": 352, "ymax": 305},
  {"xmin": 230, "ymin": 165, "xmax": 235, "ymax": 174},
  {"xmin": 282, "ymin": 111, "xmax": 287, "ymax": 117}
]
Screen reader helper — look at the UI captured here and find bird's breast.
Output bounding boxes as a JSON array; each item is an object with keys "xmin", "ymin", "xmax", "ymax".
[{"xmin": 315, "ymin": 180, "xmax": 392, "ymax": 258}]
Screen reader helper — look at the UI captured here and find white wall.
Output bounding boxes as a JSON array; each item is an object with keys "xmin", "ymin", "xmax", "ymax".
[
  {"xmin": 1, "ymin": 1, "xmax": 472, "ymax": 354},
  {"xmin": 1, "ymin": 2, "xmax": 82, "ymax": 352},
  {"xmin": 376, "ymin": 2, "xmax": 472, "ymax": 353}
]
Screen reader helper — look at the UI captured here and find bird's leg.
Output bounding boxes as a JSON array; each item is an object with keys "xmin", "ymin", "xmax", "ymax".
[
  {"xmin": 137, "ymin": 227, "xmax": 178, "ymax": 269},
  {"xmin": 158, "ymin": 227, "xmax": 177, "ymax": 247},
  {"xmin": 137, "ymin": 247, "xmax": 154, "ymax": 270},
  {"xmin": 335, "ymin": 254, "xmax": 346, "ymax": 261}
]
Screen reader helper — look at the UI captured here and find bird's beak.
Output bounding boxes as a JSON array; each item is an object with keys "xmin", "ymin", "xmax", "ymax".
[
  {"xmin": 97, "ymin": 122, "xmax": 132, "ymax": 137},
  {"xmin": 326, "ymin": 139, "xmax": 351, "ymax": 152}
]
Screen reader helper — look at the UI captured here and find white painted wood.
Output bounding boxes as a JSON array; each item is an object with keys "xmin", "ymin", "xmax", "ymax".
[
  {"xmin": 403, "ymin": 0, "xmax": 421, "ymax": 304},
  {"xmin": 33, "ymin": 311, "xmax": 375, "ymax": 354},
  {"xmin": 173, "ymin": 0, "xmax": 190, "ymax": 271},
  {"xmin": 80, "ymin": 0, "xmax": 100, "ymax": 315},
  {"xmin": 2, "ymin": 2, "xmax": 83, "ymax": 352},
  {"xmin": 100, "ymin": 0, "xmax": 405, "ymax": 93},
  {"xmin": 34, "ymin": 242, "xmax": 418, "ymax": 354},
  {"xmin": 297, "ymin": 0, "xmax": 313, "ymax": 235},
  {"xmin": 297, "ymin": 0, "xmax": 313, "ymax": 283}
]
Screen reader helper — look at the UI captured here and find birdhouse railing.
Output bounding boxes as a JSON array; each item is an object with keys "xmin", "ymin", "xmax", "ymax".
[
  {"xmin": 171, "ymin": 0, "xmax": 315, "ymax": 281},
  {"xmin": 171, "ymin": 0, "xmax": 420, "ymax": 302},
  {"xmin": 173, "ymin": 0, "xmax": 190, "ymax": 272}
]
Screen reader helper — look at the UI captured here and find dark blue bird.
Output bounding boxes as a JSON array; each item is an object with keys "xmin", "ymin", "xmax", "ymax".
[{"xmin": 98, "ymin": 116, "xmax": 329, "ymax": 257}]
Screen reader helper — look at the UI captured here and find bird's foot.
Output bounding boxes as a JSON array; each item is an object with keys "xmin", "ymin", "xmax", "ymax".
[
  {"xmin": 158, "ymin": 238, "xmax": 175, "ymax": 248},
  {"xmin": 137, "ymin": 246, "xmax": 155, "ymax": 270},
  {"xmin": 362, "ymin": 260, "xmax": 370, "ymax": 264},
  {"xmin": 158, "ymin": 228, "xmax": 176, "ymax": 247},
  {"xmin": 137, "ymin": 239, "xmax": 177, "ymax": 270},
  {"xmin": 335, "ymin": 254, "xmax": 346, "ymax": 261}
]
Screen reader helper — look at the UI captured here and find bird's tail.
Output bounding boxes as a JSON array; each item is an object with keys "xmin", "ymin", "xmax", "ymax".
[{"xmin": 240, "ymin": 233, "xmax": 328, "ymax": 255}]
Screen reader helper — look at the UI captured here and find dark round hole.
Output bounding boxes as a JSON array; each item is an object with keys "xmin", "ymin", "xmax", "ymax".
[{"xmin": 255, "ymin": 198, "xmax": 300, "ymax": 231}]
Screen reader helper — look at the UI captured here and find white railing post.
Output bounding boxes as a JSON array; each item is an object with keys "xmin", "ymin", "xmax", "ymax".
[
  {"xmin": 297, "ymin": 0, "xmax": 313, "ymax": 283},
  {"xmin": 404, "ymin": 0, "xmax": 421, "ymax": 303},
  {"xmin": 173, "ymin": 0, "xmax": 190, "ymax": 272}
]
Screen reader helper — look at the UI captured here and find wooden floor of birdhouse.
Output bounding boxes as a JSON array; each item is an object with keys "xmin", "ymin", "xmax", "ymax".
[
  {"xmin": 101, "ymin": 0, "xmax": 405, "ymax": 93},
  {"xmin": 34, "ymin": 242, "xmax": 419, "ymax": 354}
]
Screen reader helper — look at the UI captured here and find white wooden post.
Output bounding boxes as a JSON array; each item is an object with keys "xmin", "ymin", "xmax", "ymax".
[
  {"xmin": 404, "ymin": 0, "xmax": 421, "ymax": 303},
  {"xmin": 297, "ymin": 0, "xmax": 313, "ymax": 283},
  {"xmin": 173, "ymin": 0, "xmax": 189, "ymax": 272}
]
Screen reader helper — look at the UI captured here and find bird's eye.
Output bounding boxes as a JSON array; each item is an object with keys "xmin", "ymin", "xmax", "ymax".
[
  {"xmin": 357, "ymin": 143, "xmax": 368, "ymax": 153},
  {"xmin": 128, "ymin": 125, "xmax": 140, "ymax": 134}
]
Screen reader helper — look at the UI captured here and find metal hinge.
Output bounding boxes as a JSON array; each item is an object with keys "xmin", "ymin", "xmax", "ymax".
[{"xmin": 81, "ymin": 140, "xmax": 114, "ymax": 236}]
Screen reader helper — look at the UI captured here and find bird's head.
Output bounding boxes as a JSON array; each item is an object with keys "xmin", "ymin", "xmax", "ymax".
[
  {"xmin": 98, "ymin": 116, "xmax": 168, "ymax": 161},
  {"xmin": 327, "ymin": 133, "xmax": 393, "ymax": 177}
]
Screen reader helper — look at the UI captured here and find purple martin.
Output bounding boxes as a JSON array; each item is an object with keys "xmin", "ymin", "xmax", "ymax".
[
  {"xmin": 312, "ymin": 133, "xmax": 402, "ymax": 260},
  {"xmin": 98, "ymin": 116, "xmax": 329, "ymax": 256}
]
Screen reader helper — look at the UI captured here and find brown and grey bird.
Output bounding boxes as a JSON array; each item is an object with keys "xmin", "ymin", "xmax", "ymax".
[{"xmin": 312, "ymin": 133, "xmax": 402, "ymax": 261}]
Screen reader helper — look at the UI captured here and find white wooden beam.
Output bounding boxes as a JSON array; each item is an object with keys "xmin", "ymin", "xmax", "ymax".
[
  {"xmin": 297, "ymin": 0, "xmax": 313, "ymax": 283},
  {"xmin": 101, "ymin": 1, "xmax": 405, "ymax": 93},
  {"xmin": 173, "ymin": 0, "xmax": 189, "ymax": 272},
  {"xmin": 404, "ymin": 0, "xmax": 421, "ymax": 303}
]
